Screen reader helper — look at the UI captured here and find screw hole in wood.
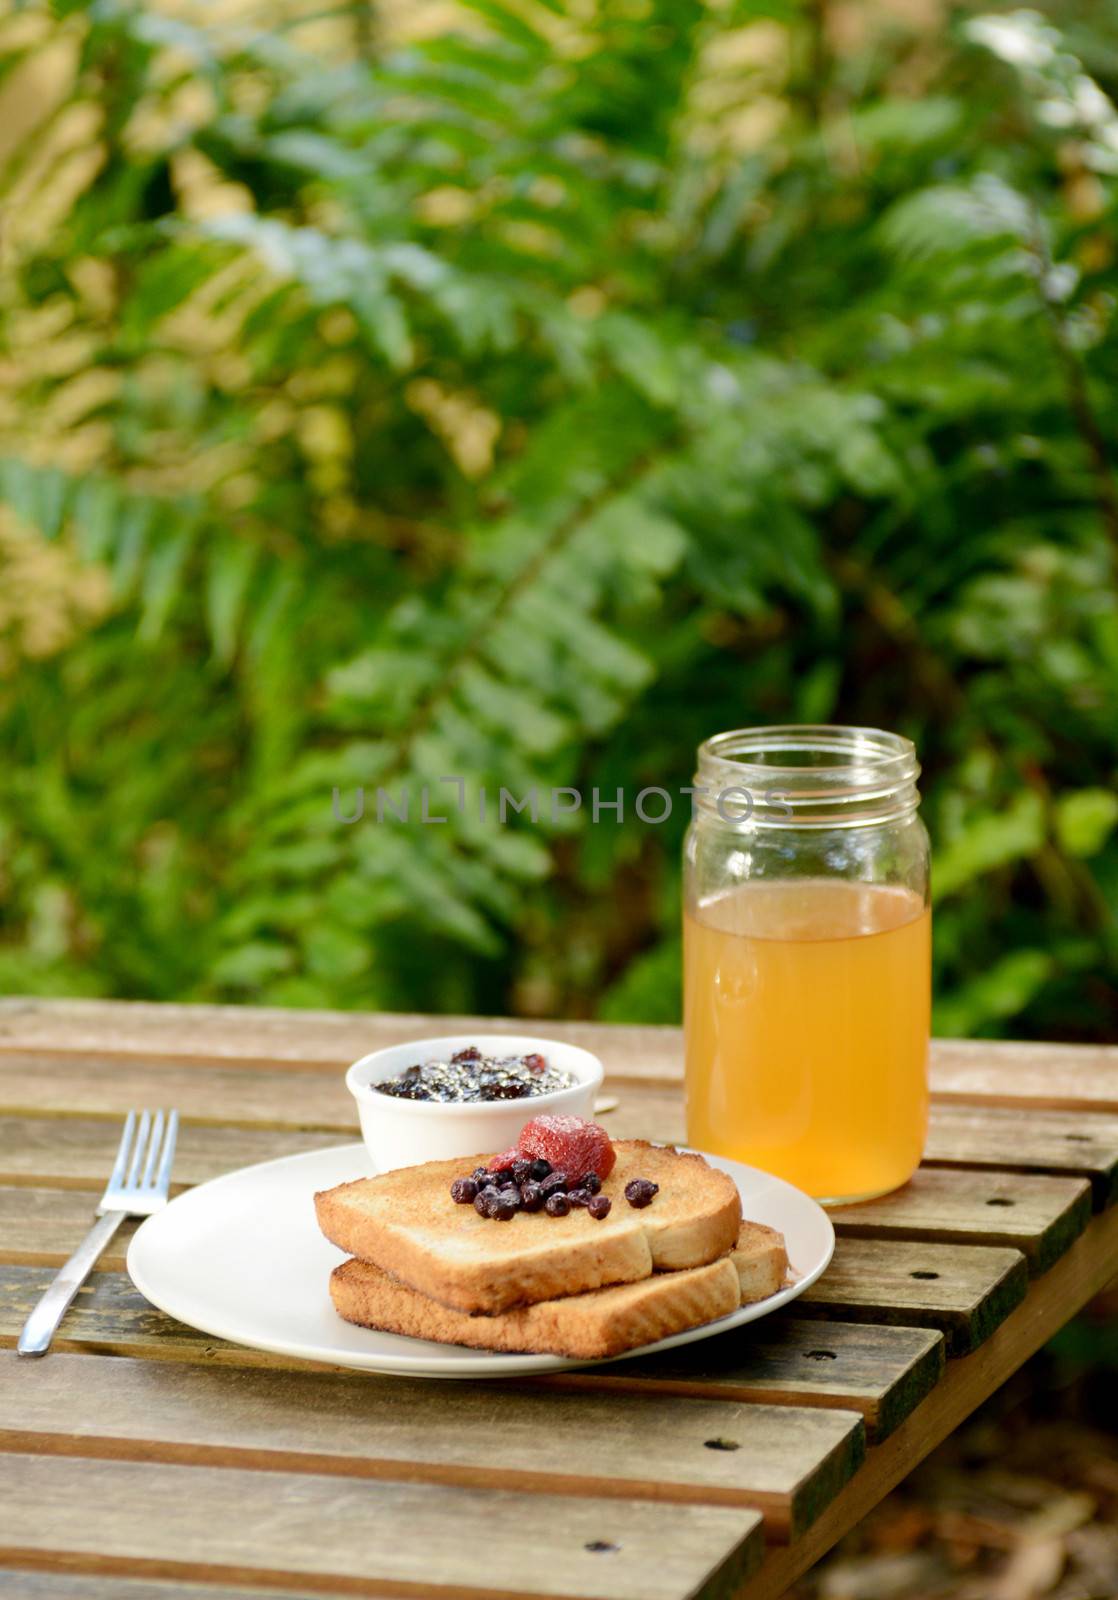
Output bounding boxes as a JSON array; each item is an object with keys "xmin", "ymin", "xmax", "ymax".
[
  {"xmin": 910, "ymin": 1269, "xmax": 940, "ymax": 1279},
  {"xmin": 704, "ymin": 1437, "xmax": 741, "ymax": 1451},
  {"xmin": 985, "ymin": 1197, "xmax": 1015, "ymax": 1206},
  {"xmin": 804, "ymin": 1349, "xmax": 838, "ymax": 1361},
  {"xmin": 585, "ymin": 1541, "xmax": 620, "ymax": 1554}
]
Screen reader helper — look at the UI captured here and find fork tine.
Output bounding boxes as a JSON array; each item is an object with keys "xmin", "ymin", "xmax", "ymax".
[
  {"xmin": 141, "ymin": 1109, "xmax": 165, "ymax": 1187},
  {"xmin": 126, "ymin": 1110, "xmax": 152, "ymax": 1188},
  {"xmin": 155, "ymin": 1110, "xmax": 179, "ymax": 1194},
  {"xmin": 108, "ymin": 1111, "xmax": 137, "ymax": 1191}
]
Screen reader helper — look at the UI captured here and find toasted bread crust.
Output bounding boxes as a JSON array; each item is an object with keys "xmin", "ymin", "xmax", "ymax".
[
  {"xmin": 315, "ymin": 1141, "xmax": 742, "ymax": 1314},
  {"xmin": 729, "ymin": 1221, "xmax": 789, "ymax": 1302},
  {"xmin": 330, "ymin": 1254, "xmax": 743, "ymax": 1359}
]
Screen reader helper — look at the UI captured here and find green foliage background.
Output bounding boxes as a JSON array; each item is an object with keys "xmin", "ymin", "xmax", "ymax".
[{"xmin": 1, "ymin": 0, "xmax": 1117, "ymax": 1035}]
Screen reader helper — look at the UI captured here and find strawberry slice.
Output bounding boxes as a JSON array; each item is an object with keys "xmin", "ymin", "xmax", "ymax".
[
  {"xmin": 516, "ymin": 1114, "xmax": 615, "ymax": 1184},
  {"xmin": 487, "ymin": 1146, "xmax": 521, "ymax": 1173}
]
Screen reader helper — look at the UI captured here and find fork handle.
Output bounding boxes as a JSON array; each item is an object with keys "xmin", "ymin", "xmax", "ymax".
[{"xmin": 17, "ymin": 1211, "xmax": 127, "ymax": 1357}]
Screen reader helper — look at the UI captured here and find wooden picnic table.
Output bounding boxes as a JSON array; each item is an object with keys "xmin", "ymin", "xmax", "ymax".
[{"xmin": 1, "ymin": 997, "xmax": 1117, "ymax": 1600}]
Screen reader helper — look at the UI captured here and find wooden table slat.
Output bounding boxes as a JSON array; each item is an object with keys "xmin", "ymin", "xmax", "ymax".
[
  {"xmin": 0, "ymin": 1002, "xmax": 683, "ymax": 1083},
  {"xmin": 0, "ymin": 1118, "xmax": 346, "ymax": 1191},
  {"xmin": 0, "ymin": 1575, "xmax": 337, "ymax": 1600},
  {"xmin": 797, "ymin": 1238, "xmax": 1028, "ymax": 1354},
  {"xmin": 827, "ymin": 1167, "xmax": 1091, "ymax": 1274},
  {"xmin": 0, "ymin": 1266, "xmax": 934, "ymax": 1444},
  {"xmin": 924, "ymin": 1104, "xmax": 1118, "ymax": 1208},
  {"xmin": 4, "ymin": 1000, "xmax": 1118, "ymax": 1109},
  {"xmin": 0, "ymin": 1055, "xmax": 359, "ymax": 1133},
  {"xmin": 0, "ymin": 1188, "xmax": 138, "ymax": 1270},
  {"xmin": 558, "ymin": 1319, "xmax": 944, "ymax": 1442},
  {"xmin": 0, "ymin": 1352, "xmax": 864, "ymax": 1542},
  {"xmin": 0, "ymin": 1451, "xmax": 763, "ymax": 1600}
]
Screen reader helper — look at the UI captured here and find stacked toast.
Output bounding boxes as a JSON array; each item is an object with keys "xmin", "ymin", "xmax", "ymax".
[{"xmin": 316, "ymin": 1139, "xmax": 789, "ymax": 1359}]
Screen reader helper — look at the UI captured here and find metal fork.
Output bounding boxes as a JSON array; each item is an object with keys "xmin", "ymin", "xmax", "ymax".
[{"xmin": 18, "ymin": 1108, "xmax": 179, "ymax": 1357}]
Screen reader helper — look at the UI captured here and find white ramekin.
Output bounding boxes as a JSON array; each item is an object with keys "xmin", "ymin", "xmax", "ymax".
[{"xmin": 345, "ymin": 1034, "xmax": 604, "ymax": 1173}]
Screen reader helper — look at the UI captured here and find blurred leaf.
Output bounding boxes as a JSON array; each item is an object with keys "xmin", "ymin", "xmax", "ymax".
[
  {"xmin": 1055, "ymin": 788, "xmax": 1118, "ymax": 857},
  {"xmin": 933, "ymin": 791, "xmax": 1047, "ymax": 901}
]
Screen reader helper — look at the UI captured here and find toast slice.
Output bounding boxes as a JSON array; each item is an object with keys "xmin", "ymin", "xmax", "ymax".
[
  {"xmin": 330, "ymin": 1254, "xmax": 743, "ymax": 1359},
  {"xmin": 328, "ymin": 1222, "xmax": 788, "ymax": 1359},
  {"xmin": 729, "ymin": 1221, "xmax": 789, "ymax": 1301},
  {"xmin": 315, "ymin": 1140, "xmax": 742, "ymax": 1315}
]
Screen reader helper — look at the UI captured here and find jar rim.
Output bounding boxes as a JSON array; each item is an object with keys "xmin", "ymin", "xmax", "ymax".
[
  {"xmin": 695, "ymin": 724, "xmax": 920, "ymax": 825},
  {"xmin": 700, "ymin": 723, "xmax": 915, "ymax": 775}
]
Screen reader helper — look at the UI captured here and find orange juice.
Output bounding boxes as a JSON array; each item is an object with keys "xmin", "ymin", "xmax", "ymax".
[{"xmin": 684, "ymin": 878, "xmax": 930, "ymax": 1202}]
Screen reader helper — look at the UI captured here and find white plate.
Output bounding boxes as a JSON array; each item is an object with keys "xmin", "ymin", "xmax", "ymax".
[{"xmin": 127, "ymin": 1144, "xmax": 834, "ymax": 1378}]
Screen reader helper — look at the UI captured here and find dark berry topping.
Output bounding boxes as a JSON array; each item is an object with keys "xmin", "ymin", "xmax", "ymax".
[
  {"xmin": 493, "ymin": 1198, "xmax": 517, "ymax": 1220},
  {"xmin": 567, "ymin": 1187, "xmax": 592, "ymax": 1208},
  {"xmin": 474, "ymin": 1190, "xmax": 493, "ymax": 1217},
  {"xmin": 497, "ymin": 1186, "xmax": 521, "ymax": 1209},
  {"xmin": 624, "ymin": 1178, "xmax": 659, "ymax": 1209},
  {"xmin": 581, "ymin": 1172, "xmax": 601, "ymax": 1195},
  {"xmin": 450, "ymin": 1177, "xmax": 479, "ymax": 1204},
  {"xmin": 471, "ymin": 1166, "xmax": 490, "ymax": 1183},
  {"xmin": 528, "ymin": 1158, "xmax": 552, "ymax": 1182},
  {"xmin": 545, "ymin": 1192, "xmax": 571, "ymax": 1217},
  {"xmin": 376, "ymin": 1050, "xmax": 573, "ymax": 1102},
  {"xmin": 540, "ymin": 1170, "xmax": 568, "ymax": 1196},
  {"xmin": 511, "ymin": 1159, "xmax": 533, "ymax": 1186},
  {"xmin": 588, "ymin": 1194, "xmax": 612, "ymax": 1220},
  {"xmin": 519, "ymin": 1182, "xmax": 545, "ymax": 1212}
]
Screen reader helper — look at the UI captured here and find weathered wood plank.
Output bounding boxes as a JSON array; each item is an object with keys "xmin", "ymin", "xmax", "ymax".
[
  {"xmin": 0, "ymin": 1187, "xmax": 137, "ymax": 1270},
  {"xmin": 0, "ymin": 1118, "xmax": 344, "ymax": 1191},
  {"xmin": 550, "ymin": 1319, "xmax": 944, "ymax": 1443},
  {"xmin": 0, "ymin": 1265, "xmax": 279, "ymax": 1365},
  {"xmin": 0, "ymin": 1352, "xmax": 862, "ymax": 1541},
  {"xmin": 0, "ymin": 1058, "xmax": 642, "ymax": 1137},
  {"xmin": 0, "ymin": 1055, "xmax": 358, "ymax": 1131},
  {"xmin": 0, "ymin": 1574, "xmax": 335, "ymax": 1600},
  {"xmin": 4, "ymin": 1000, "xmax": 1118, "ymax": 1111},
  {"xmin": 924, "ymin": 1104, "xmax": 1118, "ymax": 1209},
  {"xmin": 0, "ymin": 1266, "xmax": 932, "ymax": 1445},
  {"xmin": 738, "ymin": 1198, "xmax": 1118, "ymax": 1600},
  {"xmin": 828, "ymin": 1168, "xmax": 1091, "ymax": 1274},
  {"xmin": 0, "ymin": 1452, "xmax": 762, "ymax": 1600},
  {"xmin": 929, "ymin": 1039, "xmax": 1118, "ymax": 1112},
  {"xmin": 0, "ymin": 1000, "xmax": 681, "ymax": 1085},
  {"xmin": 797, "ymin": 1238, "xmax": 1028, "ymax": 1354}
]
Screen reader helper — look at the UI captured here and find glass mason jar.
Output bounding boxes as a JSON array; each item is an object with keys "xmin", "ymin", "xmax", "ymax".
[{"xmin": 683, "ymin": 725, "xmax": 930, "ymax": 1205}]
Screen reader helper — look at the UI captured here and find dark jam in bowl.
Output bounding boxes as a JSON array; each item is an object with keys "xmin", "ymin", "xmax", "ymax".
[{"xmin": 374, "ymin": 1047, "xmax": 576, "ymax": 1103}]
